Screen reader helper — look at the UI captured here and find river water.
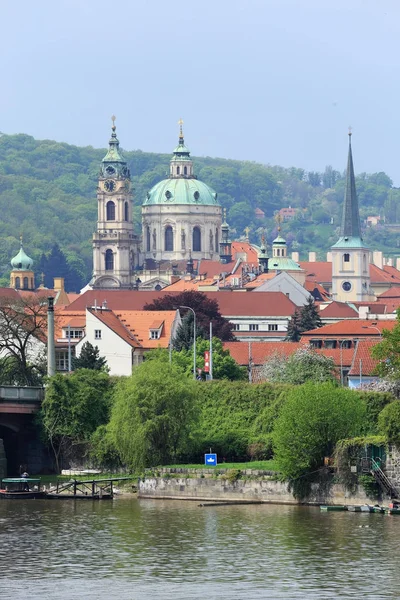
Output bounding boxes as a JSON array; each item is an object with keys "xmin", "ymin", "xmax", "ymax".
[{"xmin": 0, "ymin": 497, "xmax": 399, "ymax": 599}]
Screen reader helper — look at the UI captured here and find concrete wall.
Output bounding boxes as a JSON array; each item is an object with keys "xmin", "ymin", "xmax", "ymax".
[
  {"xmin": 0, "ymin": 439, "xmax": 7, "ymax": 480},
  {"xmin": 385, "ymin": 446, "xmax": 400, "ymax": 490},
  {"xmin": 138, "ymin": 476, "xmax": 371, "ymax": 506}
]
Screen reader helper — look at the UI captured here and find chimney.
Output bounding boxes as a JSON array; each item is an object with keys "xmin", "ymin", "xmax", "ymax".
[
  {"xmin": 387, "ymin": 258, "xmax": 394, "ymax": 267},
  {"xmin": 308, "ymin": 251, "xmax": 317, "ymax": 262},
  {"xmin": 372, "ymin": 251, "xmax": 383, "ymax": 270},
  {"xmin": 396, "ymin": 258, "xmax": 400, "ymax": 271},
  {"xmin": 291, "ymin": 251, "xmax": 299, "ymax": 262},
  {"xmin": 53, "ymin": 277, "xmax": 64, "ymax": 292},
  {"xmin": 47, "ymin": 297, "xmax": 56, "ymax": 377},
  {"xmin": 326, "ymin": 251, "xmax": 332, "ymax": 262}
]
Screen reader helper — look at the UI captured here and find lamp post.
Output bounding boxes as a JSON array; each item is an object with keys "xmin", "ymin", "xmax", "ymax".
[
  {"xmin": 362, "ymin": 324, "xmax": 382, "ymax": 339},
  {"xmin": 179, "ymin": 305, "xmax": 197, "ymax": 380},
  {"xmin": 339, "ymin": 339, "xmax": 349, "ymax": 387}
]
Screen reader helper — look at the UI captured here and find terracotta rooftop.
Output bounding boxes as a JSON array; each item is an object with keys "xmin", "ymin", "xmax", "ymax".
[
  {"xmin": 113, "ymin": 310, "xmax": 178, "ymax": 349},
  {"xmin": 319, "ymin": 301, "xmax": 358, "ymax": 319},
  {"xmin": 378, "ymin": 287, "xmax": 400, "ymax": 299},
  {"xmin": 67, "ymin": 290, "xmax": 297, "ymax": 318},
  {"xmin": 300, "ymin": 261, "xmax": 400, "ymax": 286},
  {"xmin": 302, "ymin": 319, "xmax": 397, "ymax": 338},
  {"xmin": 348, "ymin": 340, "xmax": 380, "ymax": 376},
  {"xmin": 224, "ymin": 341, "xmax": 355, "ymax": 367}
]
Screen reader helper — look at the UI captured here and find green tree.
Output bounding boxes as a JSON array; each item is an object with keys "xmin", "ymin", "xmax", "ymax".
[
  {"xmin": 378, "ymin": 400, "xmax": 400, "ymax": 445},
  {"xmin": 72, "ymin": 341, "xmax": 108, "ymax": 371},
  {"xmin": 40, "ymin": 369, "xmax": 113, "ymax": 472},
  {"xmin": 172, "ymin": 311, "xmax": 205, "ymax": 351},
  {"xmin": 371, "ymin": 309, "xmax": 400, "ymax": 378},
  {"xmin": 262, "ymin": 347, "xmax": 336, "ymax": 385},
  {"xmin": 299, "ymin": 296, "xmax": 322, "ymax": 331},
  {"xmin": 171, "ymin": 338, "xmax": 247, "ymax": 381},
  {"xmin": 285, "ymin": 309, "xmax": 302, "ymax": 342},
  {"xmin": 109, "ymin": 359, "xmax": 197, "ymax": 470},
  {"xmin": 272, "ymin": 382, "xmax": 366, "ymax": 480}
]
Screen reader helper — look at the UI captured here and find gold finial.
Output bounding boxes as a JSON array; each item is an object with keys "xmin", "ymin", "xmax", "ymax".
[
  {"xmin": 244, "ymin": 226, "xmax": 251, "ymax": 239},
  {"xmin": 111, "ymin": 115, "xmax": 116, "ymax": 131},
  {"xmin": 275, "ymin": 213, "xmax": 282, "ymax": 231},
  {"xmin": 261, "ymin": 230, "xmax": 266, "ymax": 246},
  {"xmin": 178, "ymin": 118, "xmax": 184, "ymax": 138}
]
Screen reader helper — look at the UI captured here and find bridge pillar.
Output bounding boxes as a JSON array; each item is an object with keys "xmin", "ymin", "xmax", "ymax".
[{"xmin": 0, "ymin": 439, "xmax": 6, "ymax": 480}]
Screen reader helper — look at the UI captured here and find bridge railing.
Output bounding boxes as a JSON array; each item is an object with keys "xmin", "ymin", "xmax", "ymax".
[{"xmin": 0, "ymin": 386, "xmax": 44, "ymax": 403}]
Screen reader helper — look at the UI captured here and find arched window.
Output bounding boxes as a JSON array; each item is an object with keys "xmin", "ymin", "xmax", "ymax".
[
  {"xmin": 344, "ymin": 253, "xmax": 350, "ymax": 263},
  {"xmin": 165, "ymin": 226, "xmax": 174, "ymax": 251},
  {"xmin": 177, "ymin": 166, "xmax": 180, "ymax": 175},
  {"xmin": 15, "ymin": 277, "xmax": 20, "ymax": 289},
  {"xmin": 106, "ymin": 201, "xmax": 115, "ymax": 221},
  {"xmin": 146, "ymin": 226, "xmax": 151, "ymax": 252},
  {"xmin": 23, "ymin": 277, "xmax": 29, "ymax": 290},
  {"xmin": 30, "ymin": 278, "xmax": 34, "ymax": 289},
  {"xmin": 276, "ymin": 249, "xmax": 280, "ymax": 257},
  {"xmin": 363, "ymin": 254, "xmax": 367, "ymax": 272},
  {"xmin": 105, "ymin": 249, "xmax": 114, "ymax": 271},
  {"xmin": 184, "ymin": 166, "xmax": 187, "ymax": 175},
  {"xmin": 124, "ymin": 201, "xmax": 128, "ymax": 221},
  {"xmin": 215, "ymin": 228, "xmax": 219, "ymax": 251},
  {"xmin": 193, "ymin": 226, "xmax": 201, "ymax": 252}
]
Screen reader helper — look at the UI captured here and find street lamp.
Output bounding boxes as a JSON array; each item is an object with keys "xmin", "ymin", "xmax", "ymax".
[
  {"xmin": 179, "ymin": 305, "xmax": 197, "ymax": 380},
  {"xmin": 339, "ymin": 339, "xmax": 349, "ymax": 387},
  {"xmin": 362, "ymin": 324, "xmax": 382, "ymax": 339}
]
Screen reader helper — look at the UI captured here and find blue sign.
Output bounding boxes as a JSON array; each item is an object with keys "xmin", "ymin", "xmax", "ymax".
[{"xmin": 204, "ymin": 453, "xmax": 217, "ymax": 466}]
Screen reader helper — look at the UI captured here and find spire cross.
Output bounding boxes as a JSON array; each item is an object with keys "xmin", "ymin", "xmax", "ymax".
[
  {"xmin": 261, "ymin": 230, "xmax": 266, "ymax": 246},
  {"xmin": 178, "ymin": 118, "xmax": 184, "ymax": 138},
  {"xmin": 244, "ymin": 226, "xmax": 251, "ymax": 238},
  {"xmin": 275, "ymin": 213, "xmax": 282, "ymax": 231},
  {"xmin": 111, "ymin": 115, "xmax": 116, "ymax": 131}
]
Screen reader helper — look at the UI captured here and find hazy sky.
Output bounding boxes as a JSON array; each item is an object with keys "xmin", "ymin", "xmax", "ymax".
[{"xmin": 2, "ymin": 0, "xmax": 400, "ymax": 180}]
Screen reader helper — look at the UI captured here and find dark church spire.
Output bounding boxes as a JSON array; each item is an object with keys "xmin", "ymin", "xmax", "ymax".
[{"xmin": 340, "ymin": 130, "xmax": 361, "ymax": 239}]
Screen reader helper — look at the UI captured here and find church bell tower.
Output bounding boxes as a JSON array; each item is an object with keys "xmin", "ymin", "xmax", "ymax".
[{"xmin": 92, "ymin": 117, "xmax": 141, "ymax": 289}]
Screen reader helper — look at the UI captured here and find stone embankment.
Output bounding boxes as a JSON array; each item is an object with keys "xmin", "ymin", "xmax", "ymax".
[{"xmin": 138, "ymin": 468, "xmax": 374, "ymax": 505}]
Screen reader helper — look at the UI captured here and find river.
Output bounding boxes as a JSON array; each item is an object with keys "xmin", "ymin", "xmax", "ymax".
[{"xmin": 0, "ymin": 497, "xmax": 399, "ymax": 599}]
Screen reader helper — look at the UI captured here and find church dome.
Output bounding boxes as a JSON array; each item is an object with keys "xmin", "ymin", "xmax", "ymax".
[
  {"xmin": 143, "ymin": 177, "xmax": 219, "ymax": 207},
  {"xmin": 11, "ymin": 242, "xmax": 33, "ymax": 270}
]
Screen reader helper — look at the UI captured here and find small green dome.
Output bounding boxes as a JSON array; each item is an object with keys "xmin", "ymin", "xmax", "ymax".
[
  {"xmin": 272, "ymin": 234, "xmax": 286, "ymax": 245},
  {"xmin": 143, "ymin": 178, "xmax": 220, "ymax": 207},
  {"xmin": 11, "ymin": 243, "xmax": 33, "ymax": 270}
]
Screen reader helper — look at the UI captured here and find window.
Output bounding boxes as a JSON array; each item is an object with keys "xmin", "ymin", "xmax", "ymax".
[
  {"xmin": 177, "ymin": 166, "xmax": 180, "ymax": 175},
  {"xmin": 23, "ymin": 277, "xmax": 29, "ymax": 289},
  {"xmin": 15, "ymin": 277, "xmax": 20, "ymax": 289},
  {"xmin": 56, "ymin": 350, "xmax": 71, "ymax": 371},
  {"xmin": 249, "ymin": 324, "xmax": 259, "ymax": 331},
  {"xmin": 124, "ymin": 201, "xmax": 129, "ymax": 221},
  {"xmin": 344, "ymin": 253, "xmax": 350, "ymax": 262},
  {"xmin": 268, "ymin": 324, "xmax": 278, "ymax": 331},
  {"xmin": 363, "ymin": 254, "xmax": 367, "ymax": 272},
  {"xmin": 65, "ymin": 329, "xmax": 84, "ymax": 339},
  {"xmin": 150, "ymin": 330, "xmax": 159, "ymax": 339},
  {"xmin": 146, "ymin": 226, "xmax": 151, "ymax": 252},
  {"xmin": 165, "ymin": 226, "xmax": 174, "ymax": 251},
  {"xmin": 105, "ymin": 249, "xmax": 114, "ymax": 271},
  {"xmin": 215, "ymin": 229, "xmax": 219, "ymax": 251},
  {"xmin": 232, "ymin": 324, "xmax": 240, "ymax": 331},
  {"xmin": 95, "ymin": 330, "xmax": 102, "ymax": 340},
  {"xmin": 106, "ymin": 201, "xmax": 115, "ymax": 220},
  {"xmin": 184, "ymin": 166, "xmax": 187, "ymax": 175},
  {"xmin": 193, "ymin": 226, "xmax": 201, "ymax": 251},
  {"xmin": 276, "ymin": 249, "xmax": 280, "ymax": 256}
]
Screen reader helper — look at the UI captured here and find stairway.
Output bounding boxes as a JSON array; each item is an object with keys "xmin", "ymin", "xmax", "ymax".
[{"xmin": 370, "ymin": 458, "xmax": 399, "ymax": 499}]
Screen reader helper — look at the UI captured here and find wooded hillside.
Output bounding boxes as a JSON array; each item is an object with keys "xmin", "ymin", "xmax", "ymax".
[{"xmin": 0, "ymin": 133, "xmax": 397, "ymax": 291}]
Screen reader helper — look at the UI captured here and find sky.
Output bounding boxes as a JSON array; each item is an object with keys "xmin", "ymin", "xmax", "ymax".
[{"xmin": 2, "ymin": 0, "xmax": 400, "ymax": 181}]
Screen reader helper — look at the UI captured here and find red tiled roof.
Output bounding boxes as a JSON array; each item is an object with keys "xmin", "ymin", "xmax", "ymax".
[
  {"xmin": 67, "ymin": 290, "xmax": 297, "ymax": 318},
  {"xmin": 378, "ymin": 287, "xmax": 400, "ymax": 299},
  {"xmin": 304, "ymin": 280, "xmax": 330, "ymax": 299},
  {"xmin": 198, "ymin": 259, "xmax": 237, "ymax": 278},
  {"xmin": 300, "ymin": 261, "xmax": 400, "ymax": 286},
  {"xmin": 319, "ymin": 301, "xmax": 358, "ymax": 319},
  {"xmin": 224, "ymin": 341, "xmax": 355, "ymax": 367},
  {"xmin": 114, "ymin": 310, "xmax": 177, "ymax": 349},
  {"xmin": 302, "ymin": 319, "xmax": 396, "ymax": 338},
  {"xmin": 89, "ymin": 309, "xmax": 139, "ymax": 347},
  {"xmin": 348, "ymin": 340, "xmax": 380, "ymax": 376}
]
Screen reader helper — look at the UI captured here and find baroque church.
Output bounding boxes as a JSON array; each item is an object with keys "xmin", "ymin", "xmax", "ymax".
[{"xmin": 91, "ymin": 118, "xmax": 222, "ymax": 290}]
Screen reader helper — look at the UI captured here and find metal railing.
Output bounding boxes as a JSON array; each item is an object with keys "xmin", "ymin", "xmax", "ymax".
[{"xmin": 0, "ymin": 386, "xmax": 44, "ymax": 403}]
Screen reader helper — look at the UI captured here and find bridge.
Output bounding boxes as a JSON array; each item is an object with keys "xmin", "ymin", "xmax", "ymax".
[{"xmin": 0, "ymin": 386, "xmax": 46, "ymax": 477}]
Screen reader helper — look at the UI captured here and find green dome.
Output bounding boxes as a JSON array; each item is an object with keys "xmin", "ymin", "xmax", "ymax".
[
  {"xmin": 272, "ymin": 234, "xmax": 286, "ymax": 245},
  {"xmin": 11, "ymin": 243, "xmax": 33, "ymax": 270},
  {"xmin": 143, "ymin": 178, "xmax": 220, "ymax": 207}
]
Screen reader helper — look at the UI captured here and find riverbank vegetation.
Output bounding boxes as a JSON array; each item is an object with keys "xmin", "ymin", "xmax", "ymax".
[{"xmin": 38, "ymin": 351, "xmax": 399, "ymax": 486}]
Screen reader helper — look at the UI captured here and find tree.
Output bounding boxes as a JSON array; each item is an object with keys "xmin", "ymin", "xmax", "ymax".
[
  {"xmin": 169, "ymin": 338, "xmax": 246, "ymax": 381},
  {"xmin": 378, "ymin": 400, "xmax": 400, "ymax": 445},
  {"xmin": 40, "ymin": 369, "xmax": 113, "ymax": 472},
  {"xmin": 285, "ymin": 309, "xmax": 302, "ymax": 342},
  {"xmin": 262, "ymin": 347, "xmax": 336, "ymax": 385},
  {"xmin": 109, "ymin": 359, "xmax": 197, "ymax": 470},
  {"xmin": 272, "ymin": 382, "xmax": 366, "ymax": 480},
  {"xmin": 371, "ymin": 309, "xmax": 400, "ymax": 379},
  {"xmin": 0, "ymin": 294, "xmax": 48, "ymax": 385},
  {"xmin": 144, "ymin": 290, "xmax": 234, "ymax": 341},
  {"xmin": 173, "ymin": 311, "xmax": 205, "ymax": 351},
  {"xmin": 72, "ymin": 341, "xmax": 108, "ymax": 371},
  {"xmin": 300, "ymin": 296, "xmax": 322, "ymax": 331}
]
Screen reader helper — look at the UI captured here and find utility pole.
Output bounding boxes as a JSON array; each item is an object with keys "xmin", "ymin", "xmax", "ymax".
[
  {"xmin": 209, "ymin": 322, "xmax": 213, "ymax": 380},
  {"xmin": 47, "ymin": 297, "xmax": 56, "ymax": 377}
]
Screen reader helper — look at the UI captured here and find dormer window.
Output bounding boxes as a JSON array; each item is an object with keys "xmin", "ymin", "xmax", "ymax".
[
  {"xmin": 149, "ymin": 320, "xmax": 164, "ymax": 340},
  {"xmin": 150, "ymin": 330, "xmax": 160, "ymax": 339}
]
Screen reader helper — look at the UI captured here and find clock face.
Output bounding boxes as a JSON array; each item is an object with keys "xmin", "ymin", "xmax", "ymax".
[
  {"xmin": 104, "ymin": 180, "xmax": 116, "ymax": 193},
  {"xmin": 105, "ymin": 165, "xmax": 115, "ymax": 175},
  {"xmin": 342, "ymin": 281, "xmax": 352, "ymax": 292}
]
